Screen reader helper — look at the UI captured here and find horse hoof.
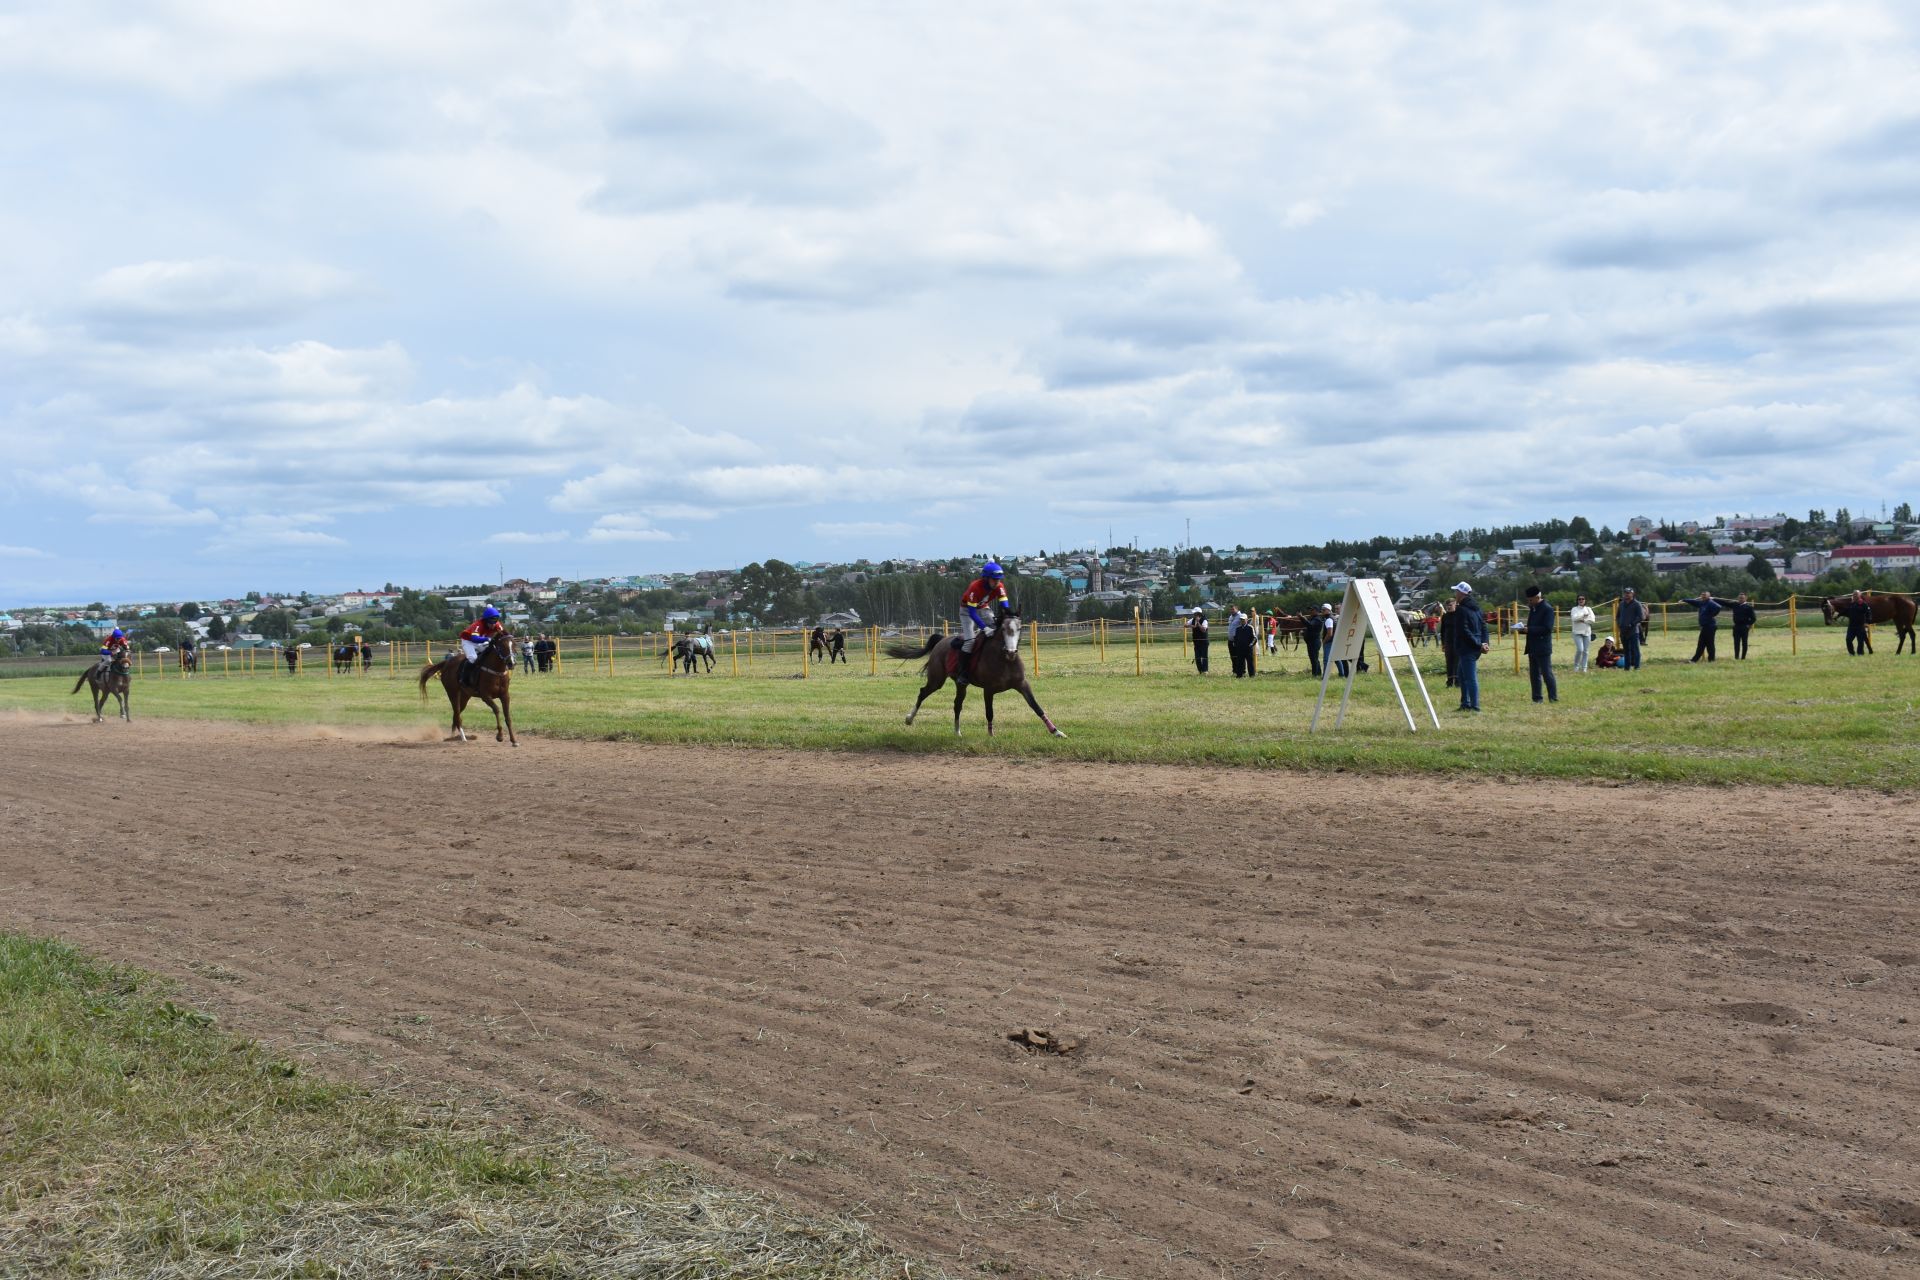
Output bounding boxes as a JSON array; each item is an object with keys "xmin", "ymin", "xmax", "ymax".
[{"xmin": 1051, "ymin": 729, "xmax": 1068, "ymax": 738}]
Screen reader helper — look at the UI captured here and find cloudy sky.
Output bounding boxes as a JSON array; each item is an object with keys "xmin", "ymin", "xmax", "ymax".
[{"xmin": 3, "ymin": 1, "xmax": 1917, "ymax": 602}]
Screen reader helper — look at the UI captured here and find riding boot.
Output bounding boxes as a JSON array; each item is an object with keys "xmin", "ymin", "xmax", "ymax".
[{"xmin": 954, "ymin": 644, "xmax": 971, "ymax": 687}]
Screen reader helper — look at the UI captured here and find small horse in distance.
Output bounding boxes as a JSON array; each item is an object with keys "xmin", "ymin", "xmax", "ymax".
[
  {"xmin": 1822, "ymin": 593, "xmax": 1918, "ymax": 655},
  {"xmin": 72, "ymin": 655, "xmax": 132, "ymax": 722},
  {"xmin": 418, "ymin": 633, "xmax": 518, "ymax": 745},
  {"xmin": 887, "ymin": 605, "xmax": 1065, "ymax": 739},
  {"xmin": 179, "ymin": 647, "xmax": 199, "ymax": 676}
]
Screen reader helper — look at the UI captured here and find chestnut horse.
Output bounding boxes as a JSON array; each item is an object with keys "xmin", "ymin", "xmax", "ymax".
[
  {"xmin": 887, "ymin": 606, "xmax": 1065, "ymax": 739},
  {"xmin": 72, "ymin": 657, "xmax": 131, "ymax": 722},
  {"xmin": 418, "ymin": 634, "xmax": 517, "ymax": 744},
  {"xmin": 1822, "ymin": 593, "xmax": 1917, "ymax": 655}
]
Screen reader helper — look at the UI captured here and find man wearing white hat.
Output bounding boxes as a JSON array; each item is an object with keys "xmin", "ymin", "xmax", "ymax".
[
  {"xmin": 1187, "ymin": 605, "xmax": 1210, "ymax": 674},
  {"xmin": 1451, "ymin": 582, "xmax": 1490, "ymax": 712}
]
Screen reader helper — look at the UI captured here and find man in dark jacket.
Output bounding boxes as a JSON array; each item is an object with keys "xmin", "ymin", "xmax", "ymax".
[
  {"xmin": 1729, "ymin": 593, "xmax": 1757, "ymax": 659},
  {"xmin": 1521, "ymin": 585, "xmax": 1558, "ymax": 703},
  {"xmin": 1839, "ymin": 591, "xmax": 1873, "ymax": 656},
  {"xmin": 1439, "ymin": 598, "xmax": 1460, "ymax": 686},
  {"xmin": 1683, "ymin": 590, "xmax": 1723, "ymax": 662},
  {"xmin": 1617, "ymin": 588, "xmax": 1648, "ymax": 670},
  {"xmin": 1451, "ymin": 583, "xmax": 1489, "ymax": 711}
]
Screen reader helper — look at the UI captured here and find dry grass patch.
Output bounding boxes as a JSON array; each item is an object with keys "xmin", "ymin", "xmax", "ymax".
[{"xmin": 0, "ymin": 933, "xmax": 927, "ymax": 1279}]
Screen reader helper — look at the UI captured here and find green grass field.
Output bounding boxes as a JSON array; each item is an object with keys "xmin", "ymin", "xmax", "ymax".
[
  {"xmin": 9, "ymin": 624, "xmax": 1915, "ymax": 787},
  {"xmin": 0, "ymin": 933, "xmax": 915, "ymax": 1278}
]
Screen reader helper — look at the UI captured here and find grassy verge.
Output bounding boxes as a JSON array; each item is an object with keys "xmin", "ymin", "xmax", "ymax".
[
  {"xmin": 0, "ymin": 933, "xmax": 919, "ymax": 1279},
  {"xmin": 3, "ymin": 627, "xmax": 1916, "ymax": 787}
]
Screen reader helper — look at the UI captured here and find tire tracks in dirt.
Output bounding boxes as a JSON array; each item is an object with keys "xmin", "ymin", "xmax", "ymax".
[{"xmin": 4, "ymin": 718, "xmax": 1917, "ymax": 1277}]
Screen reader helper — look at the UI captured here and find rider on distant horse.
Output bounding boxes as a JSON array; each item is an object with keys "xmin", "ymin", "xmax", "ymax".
[
  {"xmin": 458, "ymin": 606, "xmax": 506, "ymax": 687},
  {"xmin": 954, "ymin": 561, "xmax": 1010, "ymax": 686}
]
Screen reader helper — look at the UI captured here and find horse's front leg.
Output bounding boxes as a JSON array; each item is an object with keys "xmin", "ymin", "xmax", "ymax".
[
  {"xmin": 500, "ymin": 686, "xmax": 516, "ymax": 746},
  {"xmin": 1018, "ymin": 682, "xmax": 1066, "ymax": 737},
  {"xmin": 477, "ymin": 691, "xmax": 505, "ymax": 742},
  {"xmin": 983, "ymin": 690, "xmax": 995, "ymax": 737}
]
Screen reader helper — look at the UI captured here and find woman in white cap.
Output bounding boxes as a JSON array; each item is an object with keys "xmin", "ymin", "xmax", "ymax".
[{"xmin": 1188, "ymin": 605, "xmax": 1210, "ymax": 674}]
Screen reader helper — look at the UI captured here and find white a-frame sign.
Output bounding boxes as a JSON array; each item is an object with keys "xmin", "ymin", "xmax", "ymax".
[{"xmin": 1309, "ymin": 578, "xmax": 1441, "ymax": 733}]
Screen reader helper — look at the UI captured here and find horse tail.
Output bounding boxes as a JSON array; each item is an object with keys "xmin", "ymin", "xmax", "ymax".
[
  {"xmin": 885, "ymin": 634, "xmax": 943, "ymax": 661},
  {"xmin": 71, "ymin": 670, "xmax": 90, "ymax": 695},
  {"xmin": 417, "ymin": 660, "xmax": 443, "ymax": 700}
]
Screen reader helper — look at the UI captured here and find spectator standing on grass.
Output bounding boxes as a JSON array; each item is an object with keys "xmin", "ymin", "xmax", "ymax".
[
  {"xmin": 1617, "ymin": 589, "xmax": 1647, "ymax": 671},
  {"xmin": 283, "ymin": 644, "xmax": 299, "ymax": 676},
  {"xmin": 1439, "ymin": 598, "xmax": 1460, "ymax": 686},
  {"xmin": 1318, "ymin": 603, "xmax": 1336, "ymax": 675},
  {"xmin": 522, "ymin": 637, "xmax": 536, "ymax": 674},
  {"xmin": 1452, "ymin": 582, "xmax": 1489, "ymax": 712},
  {"xmin": 1570, "ymin": 595, "xmax": 1596, "ymax": 672},
  {"xmin": 1188, "ymin": 606, "xmax": 1210, "ymax": 674},
  {"xmin": 1840, "ymin": 590, "xmax": 1873, "ymax": 656},
  {"xmin": 1520, "ymin": 585, "xmax": 1559, "ymax": 703},
  {"xmin": 1729, "ymin": 593, "xmax": 1757, "ymax": 660},
  {"xmin": 1682, "ymin": 590, "xmax": 1723, "ymax": 663},
  {"xmin": 1226, "ymin": 606, "xmax": 1247, "ymax": 677},
  {"xmin": 1305, "ymin": 606, "xmax": 1325, "ymax": 678},
  {"xmin": 1230, "ymin": 608, "xmax": 1258, "ymax": 678}
]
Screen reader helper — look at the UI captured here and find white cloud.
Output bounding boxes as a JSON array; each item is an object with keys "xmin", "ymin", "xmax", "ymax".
[
  {"xmin": 582, "ymin": 513, "xmax": 676, "ymax": 543},
  {"xmin": 0, "ymin": 543, "xmax": 52, "ymax": 559},
  {"xmin": 485, "ymin": 530, "xmax": 571, "ymax": 545},
  {"xmin": 83, "ymin": 258, "xmax": 360, "ymax": 331}
]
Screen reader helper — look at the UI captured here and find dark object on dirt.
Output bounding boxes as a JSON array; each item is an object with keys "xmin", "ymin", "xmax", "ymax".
[{"xmin": 1007, "ymin": 1027, "xmax": 1081, "ymax": 1056}]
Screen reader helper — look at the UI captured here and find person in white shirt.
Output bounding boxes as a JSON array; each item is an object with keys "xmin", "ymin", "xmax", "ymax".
[{"xmin": 1570, "ymin": 594, "xmax": 1597, "ymax": 672}]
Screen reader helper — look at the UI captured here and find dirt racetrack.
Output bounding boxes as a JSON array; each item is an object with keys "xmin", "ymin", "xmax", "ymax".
[{"xmin": 4, "ymin": 717, "xmax": 1917, "ymax": 1277}]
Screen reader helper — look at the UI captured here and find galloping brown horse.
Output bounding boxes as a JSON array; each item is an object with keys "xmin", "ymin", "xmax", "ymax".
[
  {"xmin": 887, "ymin": 606, "xmax": 1065, "ymax": 739},
  {"xmin": 418, "ymin": 634, "xmax": 518, "ymax": 745},
  {"xmin": 1822, "ymin": 593, "xmax": 1917, "ymax": 655},
  {"xmin": 72, "ymin": 658, "xmax": 131, "ymax": 722}
]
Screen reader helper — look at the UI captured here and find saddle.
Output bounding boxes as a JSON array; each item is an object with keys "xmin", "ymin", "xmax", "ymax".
[{"xmin": 948, "ymin": 631, "xmax": 989, "ymax": 679}]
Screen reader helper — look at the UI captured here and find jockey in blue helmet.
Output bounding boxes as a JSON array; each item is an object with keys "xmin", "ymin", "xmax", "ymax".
[
  {"xmin": 459, "ymin": 605, "xmax": 506, "ymax": 667},
  {"xmin": 954, "ymin": 561, "xmax": 1010, "ymax": 681},
  {"xmin": 98, "ymin": 627, "xmax": 130, "ymax": 670}
]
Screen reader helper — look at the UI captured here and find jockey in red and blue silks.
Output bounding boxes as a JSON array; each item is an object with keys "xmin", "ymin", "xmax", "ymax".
[
  {"xmin": 98, "ymin": 628, "xmax": 129, "ymax": 668},
  {"xmin": 459, "ymin": 606, "xmax": 506, "ymax": 666},
  {"xmin": 955, "ymin": 562, "xmax": 1009, "ymax": 679}
]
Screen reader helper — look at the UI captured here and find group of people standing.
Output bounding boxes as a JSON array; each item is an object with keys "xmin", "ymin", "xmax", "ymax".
[
  {"xmin": 519, "ymin": 635, "xmax": 559, "ymax": 673},
  {"xmin": 1611, "ymin": 588, "xmax": 1760, "ymax": 666},
  {"xmin": 1185, "ymin": 605, "xmax": 1265, "ymax": 677}
]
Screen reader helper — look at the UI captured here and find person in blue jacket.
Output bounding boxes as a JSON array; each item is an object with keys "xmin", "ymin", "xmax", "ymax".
[{"xmin": 1681, "ymin": 590, "xmax": 1723, "ymax": 663}]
